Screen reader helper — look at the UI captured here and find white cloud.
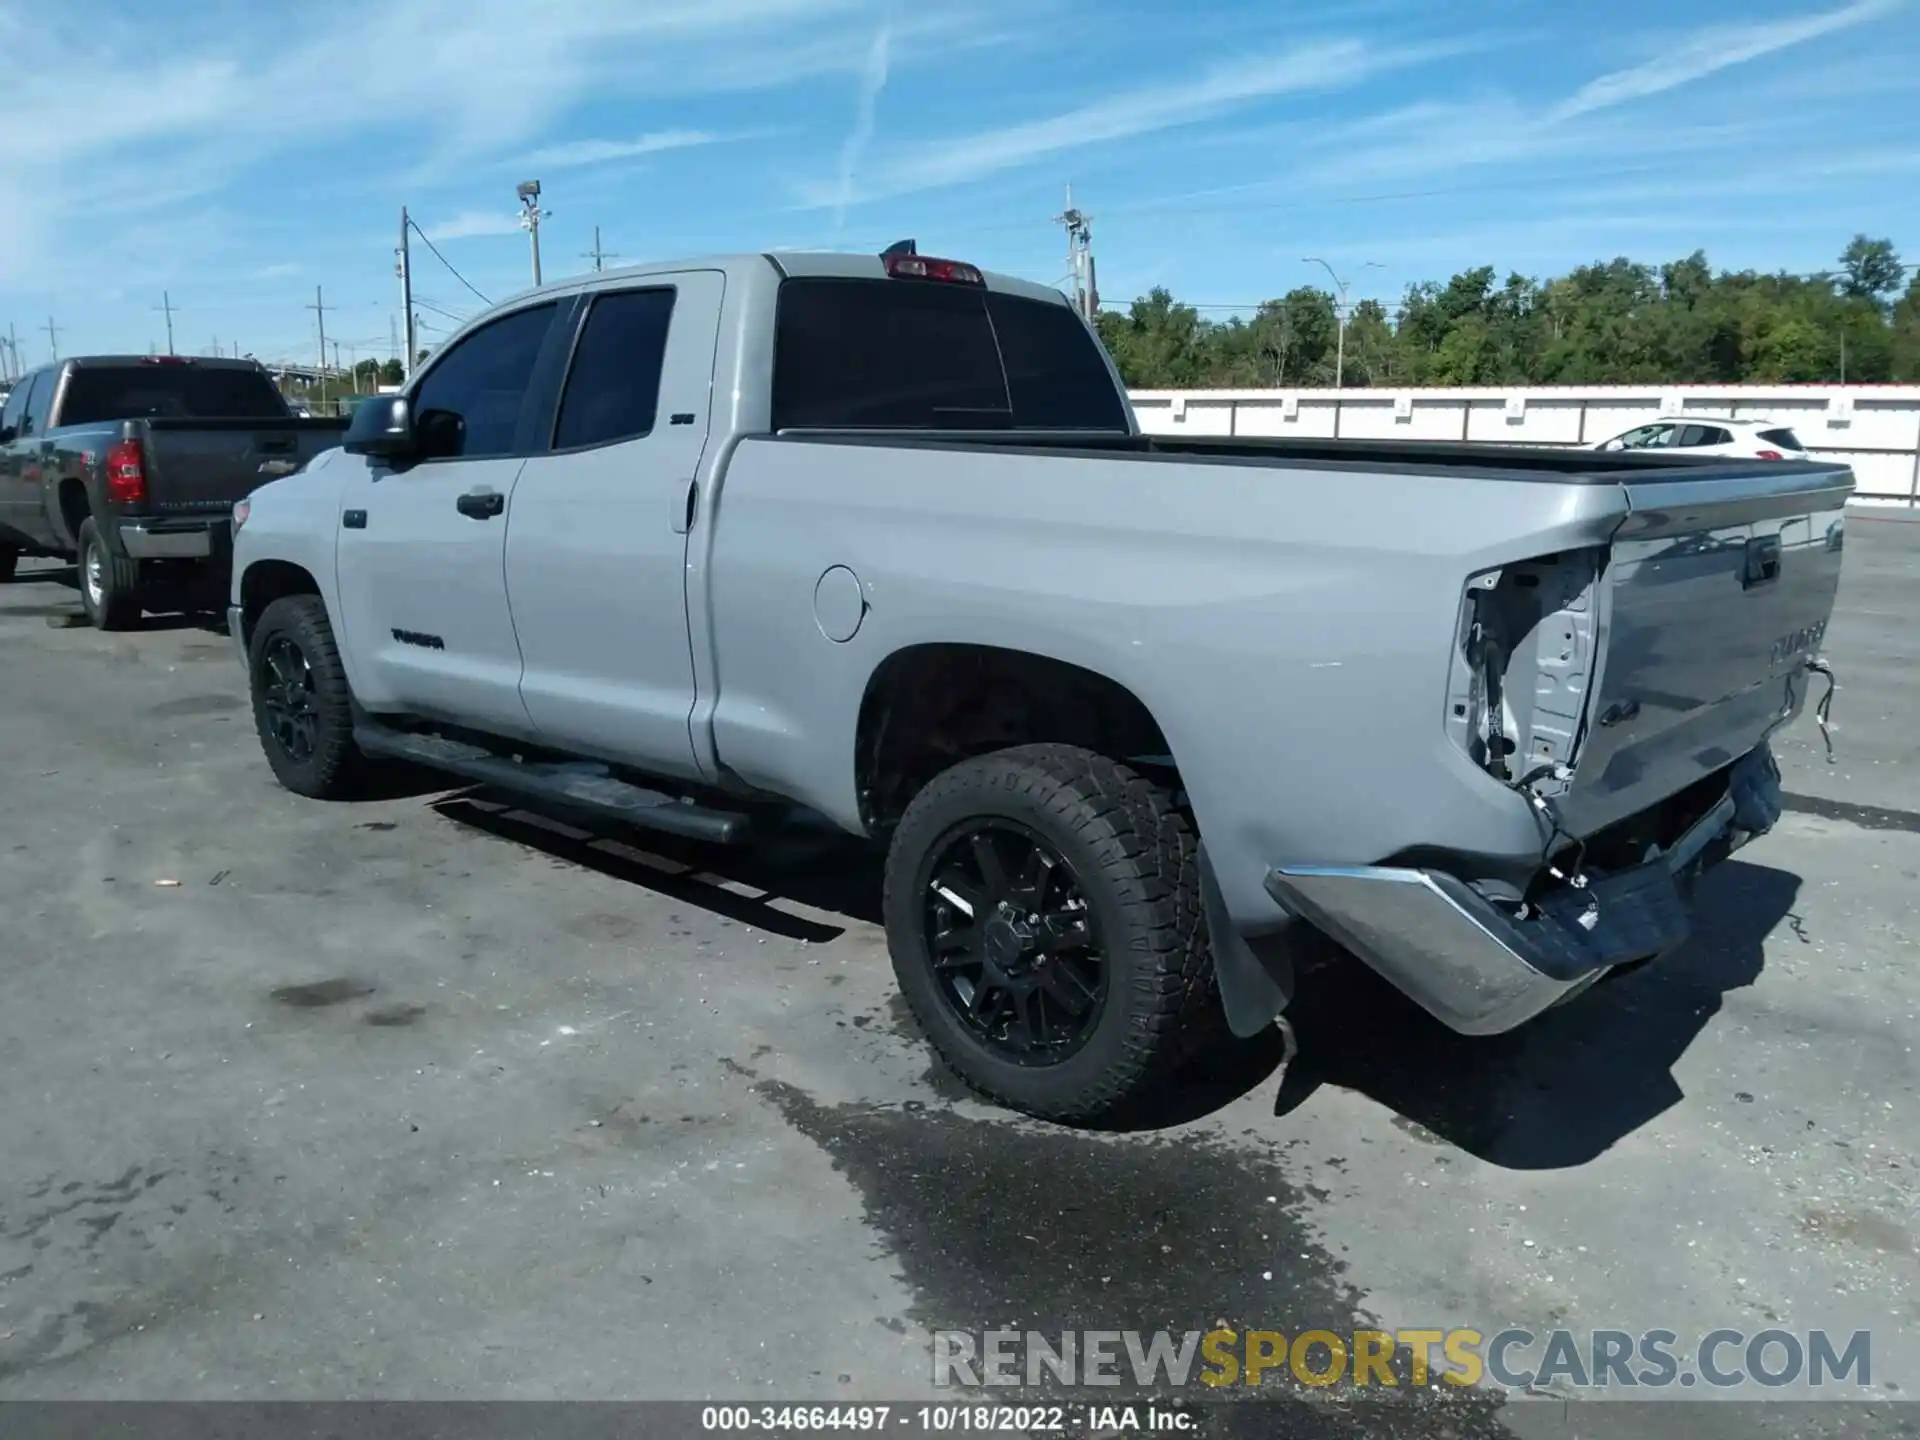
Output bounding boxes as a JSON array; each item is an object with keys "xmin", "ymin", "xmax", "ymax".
[
  {"xmin": 832, "ymin": 19, "xmax": 894, "ymax": 233},
  {"xmin": 1550, "ymin": 0, "xmax": 1900, "ymax": 121},
  {"xmin": 518, "ymin": 129, "xmax": 726, "ymax": 170},
  {"xmin": 421, "ymin": 211, "xmax": 526, "ymax": 242},
  {"xmin": 798, "ymin": 35, "xmax": 1484, "ymax": 207}
]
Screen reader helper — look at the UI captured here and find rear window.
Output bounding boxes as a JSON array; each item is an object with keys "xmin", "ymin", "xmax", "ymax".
[
  {"xmin": 1758, "ymin": 428, "xmax": 1803, "ymax": 450},
  {"xmin": 58, "ymin": 365, "xmax": 291, "ymax": 426},
  {"xmin": 770, "ymin": 277, "xmax": 1127, "ymax": 432}
]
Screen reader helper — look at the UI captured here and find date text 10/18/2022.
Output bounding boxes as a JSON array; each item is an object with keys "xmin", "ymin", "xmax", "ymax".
[{"xmin": 700, "ymin": 1405, "xmax": 1196, "ymax": 1433}]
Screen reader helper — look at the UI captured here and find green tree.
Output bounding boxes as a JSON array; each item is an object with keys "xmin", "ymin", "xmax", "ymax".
[
  {"xmin": 1838, "ymin": 235, "xmax": 1904, "ymax": 304},
  {"xmin": 378, "ymin": 358, "xmax": 405, "ymax": 385}
]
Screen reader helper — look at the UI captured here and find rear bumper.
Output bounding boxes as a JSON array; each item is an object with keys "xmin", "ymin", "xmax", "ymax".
[
  {"xmin": 1265, "ymin": 746, "xmax": 1784, "ymax": 1036},
  {"xmin": 119, "ymin": 520, "xmax": 215, "ymax": 560}
]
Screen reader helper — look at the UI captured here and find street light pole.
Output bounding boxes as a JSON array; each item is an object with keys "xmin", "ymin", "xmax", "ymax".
[
  {"xmin": 517, "ymin": 180, "xmax": 546, "ymax": 286},
  {"xmin": 1301, "ymin": 257, "xmax": 1383, "ymax": 389}
]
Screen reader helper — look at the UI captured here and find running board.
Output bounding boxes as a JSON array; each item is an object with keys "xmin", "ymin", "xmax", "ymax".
[{"xmin": 351, "ymin": 722, "xmax": 752, "ymax": 845}]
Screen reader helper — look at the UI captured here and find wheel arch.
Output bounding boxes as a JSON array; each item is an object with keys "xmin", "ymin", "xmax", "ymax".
[
  {"xmin": 852, "ymin": 641, "xmax": 1181, "ymax": 836},
  {"xmin": 238, "ymin": 559, "xmax": 324, "ymax": 654}
]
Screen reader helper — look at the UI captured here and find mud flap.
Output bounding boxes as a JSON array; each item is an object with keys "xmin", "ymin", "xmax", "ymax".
[{"xmin": 1198, "ymin": 842, "xmax": 1294, "ymax": 1038}]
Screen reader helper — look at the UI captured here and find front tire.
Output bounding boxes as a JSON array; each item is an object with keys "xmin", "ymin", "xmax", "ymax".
[
  {"xmin": 77, "ymin": 518, "xmax": 141, "ymax": 629},
  {"xmin": 248, "ymin": 595, "xmax": 369, "ymax": 799},
  {"xmin": 882, "ymin": 743, "xmax": 1212, "ymax": 1124}
]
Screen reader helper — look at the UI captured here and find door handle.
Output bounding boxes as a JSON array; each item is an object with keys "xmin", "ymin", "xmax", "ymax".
[
  {"xmin": 456, "ymin": 489, "xmax": 506, "ymax": 520},
  {"xmin": 342, "ymin": 509, "xmax": 368, "ymax": 530}
]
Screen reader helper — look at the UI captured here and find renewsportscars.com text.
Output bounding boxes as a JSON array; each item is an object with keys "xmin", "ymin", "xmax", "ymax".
[{"xmin": 932, "ymin": 1327, "xmax": 1874, "ymax": 1392}]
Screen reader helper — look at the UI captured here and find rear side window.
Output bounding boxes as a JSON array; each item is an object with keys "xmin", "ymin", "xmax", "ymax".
[
  {"xmin": 58, "ymin": 365, "xmax": 291, "ymax": 426},
  {"xmin": 771, "ymin": 278, "xmax": 1127, "ymax": 431},
  {"xmin": 1758, "ymin": 428, "xmax": 1803, "ymax": 450},
  {"xmin": 410, "ymin": 302, "xmax": 557, "ymax": 459},
  {"xmin": 552, "ymin": 288, "xmax": 676, "ymax": 450}
]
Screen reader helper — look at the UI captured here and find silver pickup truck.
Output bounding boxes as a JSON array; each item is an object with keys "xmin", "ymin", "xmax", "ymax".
[{"xmin": 227, "ymin": 246, "xmax": 1850, "ymax": 1122}]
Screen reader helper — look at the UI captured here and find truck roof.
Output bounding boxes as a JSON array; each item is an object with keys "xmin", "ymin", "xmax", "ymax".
[
  {"xmin": 59, "ymin": 355, "xmax": 264, "ymax": 371},
  {"xmin": 490, "ymin": 251, "xmax": 1073, "ymax": 310}
]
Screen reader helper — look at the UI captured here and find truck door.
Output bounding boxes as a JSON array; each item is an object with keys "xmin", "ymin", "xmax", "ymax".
[
  {"xmin": 333, "ymin": 300, "xmax": 561, "ymax": 733},
  {"xmin": 504, "ymin": 273, "xmax": 724, "ymax": 782}
]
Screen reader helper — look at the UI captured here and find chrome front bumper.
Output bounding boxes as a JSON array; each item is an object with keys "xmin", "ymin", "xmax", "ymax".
[{"xmin": 1265, "ymin": 747, "xmax": 1784, "ymax": 1036}]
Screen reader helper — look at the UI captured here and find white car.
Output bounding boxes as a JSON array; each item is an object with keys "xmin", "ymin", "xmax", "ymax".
[{"xmin": 1595, "ymin": 416, "xmax": 1808, "ymax": 460}]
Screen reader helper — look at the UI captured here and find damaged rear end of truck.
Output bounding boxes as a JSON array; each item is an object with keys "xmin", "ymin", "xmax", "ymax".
[{"xmin": 1237, "ymin": 446, "xmax": 1852, "ymax": 1037}]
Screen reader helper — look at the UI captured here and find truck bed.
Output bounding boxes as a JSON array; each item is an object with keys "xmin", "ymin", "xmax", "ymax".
[{"xmin": 775, "ymin": 428, "xmax": 1851, "ymax": 482}]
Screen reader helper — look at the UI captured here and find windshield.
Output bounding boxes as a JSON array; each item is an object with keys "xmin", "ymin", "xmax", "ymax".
[{"xmin": 58, "ymin": 365, "xmax": 293, "ymax": 426}]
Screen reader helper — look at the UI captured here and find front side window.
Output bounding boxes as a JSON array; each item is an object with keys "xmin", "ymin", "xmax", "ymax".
[
  {"xmin": 410, "ymin": 303, "xmax": 558, "ymax": 460},
  {"xmin": 552, "ymin": 288, "xmax": 676, "ymax": 450}
]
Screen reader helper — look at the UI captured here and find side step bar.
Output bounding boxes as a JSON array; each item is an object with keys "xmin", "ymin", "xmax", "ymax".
[{"xmin": 352, "ymin": 722, "xmax": 752, "ymax": 845}]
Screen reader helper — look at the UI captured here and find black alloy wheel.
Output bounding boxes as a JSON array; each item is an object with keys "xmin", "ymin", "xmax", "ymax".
[
  {"xmin": 258, "ymin": 633, "xmax": 319, "ymax": 765},
  {"xmin": 921, "ymin": 819, "xmax": 1107, "ymax": 1064}
]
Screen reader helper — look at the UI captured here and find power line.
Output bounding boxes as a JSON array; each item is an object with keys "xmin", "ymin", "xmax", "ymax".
[{"xmin": 407, "ymin": 218, "xmax": 492, "ymax": 306}]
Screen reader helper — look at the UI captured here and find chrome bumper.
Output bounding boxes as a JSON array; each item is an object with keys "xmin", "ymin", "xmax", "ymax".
[
  {"xmin": 121, "ymin": 522, "xmax": 213, "ymax": 560},
  {"xmin": 1265, "ymin": 747, "xmax": 1783, "ymax": 1036}
]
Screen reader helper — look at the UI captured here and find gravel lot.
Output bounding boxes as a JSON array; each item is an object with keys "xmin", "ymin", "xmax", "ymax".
[{"xmin": 1, "ymin": 517, "xmax": 1915, "ymax": 1437}]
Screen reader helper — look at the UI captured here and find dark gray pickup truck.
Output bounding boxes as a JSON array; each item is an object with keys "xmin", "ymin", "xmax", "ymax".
[{"xmin": 0, "ymin": 356, "xmax": 347, "ymax": 627}]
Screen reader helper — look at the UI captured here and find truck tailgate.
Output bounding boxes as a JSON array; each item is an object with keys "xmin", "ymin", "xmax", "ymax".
[
  {"xmin": 1559, "ymin": 462, "xmax": 1852, "ymax": 837},
  {"xmin": 141, "ymin": 420, "xmax": 347, "ymax": 517}
]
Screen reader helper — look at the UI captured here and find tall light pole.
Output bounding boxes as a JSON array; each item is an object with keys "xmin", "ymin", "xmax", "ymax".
[
  {"xmin": 517, "ymin": 180, "xmax": 547, "ymax": 286},
  {"xmin": 1301, "ymin": 257, "xmax": 1383, "ymax": 389}
]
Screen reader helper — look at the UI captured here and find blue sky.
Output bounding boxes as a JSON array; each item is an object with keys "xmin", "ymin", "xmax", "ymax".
[{"xmin": 2, "ymin": 0, "xmax": 1916, "ymax": 370}]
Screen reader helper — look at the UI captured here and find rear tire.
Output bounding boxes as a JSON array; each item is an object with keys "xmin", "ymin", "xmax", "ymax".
[
  {"xmin": 77, "ymin": 519, "xmax": 141, "ymax": 629},
  {"xmin": 248, "ymin": 595, "xmax": 369, "ymax": 800},
  {"xmin": 882, "ymin": 743, "xmax": 1212, "ymax": 1124},
  {"xmin": 0, "ymin": 544, "xmax": 18, "ymax": 582}
]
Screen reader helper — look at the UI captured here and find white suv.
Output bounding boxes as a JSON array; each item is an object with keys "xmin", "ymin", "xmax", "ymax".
[{"xmin": 1595, "ymin": 417, "xmax": 1809, "ymax": 460}]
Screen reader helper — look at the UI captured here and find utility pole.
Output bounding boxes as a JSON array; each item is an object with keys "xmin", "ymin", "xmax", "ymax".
[
  {"xmin": 1301, "ymin": 257, "xmax": 1383, "ymax": 389},
  {"xmin": 155, "ymin": 291, "xmax": 177, "ymax": 355},
  {"xmin": 398, "ymin": 206, "xmax": 417, "ymax": 381},
  {"xmin": 517, "ymin": 180, "xmax": 547, "ymax": 286},
  {"xmin": 583, "ymin": 225, "xmax": 618, "ymax": 272},
  {"xmin": 7, "ymin": 322, "xmax": 18, "ymax": 381},
  {"xmin": 43, "ymin": 316, "xmax": 59, "ymax": 361},
  {"xmin": 308, "ymin": 286, "xmax": 331, "ymax": 406},
  {"xmin": 1054, "ymin": 185, "xmax": 1098, "ymax": 321}
]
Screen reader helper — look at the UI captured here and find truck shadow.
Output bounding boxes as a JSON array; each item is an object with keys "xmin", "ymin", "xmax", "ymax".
[
  {"xmin": 1262, "ymin": 857, "xmax": 1800, "ymax": 1169},
  {"xmin": 430, "ymin": 793, "xmax": 883, "ymax": 945}
]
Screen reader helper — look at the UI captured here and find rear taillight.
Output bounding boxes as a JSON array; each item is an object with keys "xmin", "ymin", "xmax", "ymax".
[
  {"xmin": 105, "ymin": 439, "xmax": 147, "ymax": 505},
  {"xmin": 883, "ymin": 253, "xmax": 985, "ymax": 285},
  {"xmin": 1755, "ymin": 449, "xmax": 1784, "ymax": 461},
  {"xmin": 231, "ymin": 498, "xmax": 251, "ymax": 533}
]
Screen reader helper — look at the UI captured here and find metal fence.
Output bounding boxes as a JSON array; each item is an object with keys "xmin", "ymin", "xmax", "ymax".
[{"xmin": 1129, "ymin": 385, "xmax": 1920, "ymax": 505}]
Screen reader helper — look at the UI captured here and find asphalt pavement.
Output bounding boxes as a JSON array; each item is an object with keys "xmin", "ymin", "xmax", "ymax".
[{"xmin": 0, "ymin": 521, "xmax": 1915, "ymax": 1438}]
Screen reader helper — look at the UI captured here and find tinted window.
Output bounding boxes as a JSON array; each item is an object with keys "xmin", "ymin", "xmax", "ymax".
[
  {"xmin": 1681, "ymin": 426, "xmax": 1743, "ymax": 449},
  {"xmin": 771, "ymin": 278, "xmax": 1126, "ymax": 431},
  {"xmin": 18, "ymin": 371, "xmax": 52, "ymax": 436},
  {"xmin": 1758, "ymin": 428, "xmax": 1803, "ymax": 450},
  {"xmin": 0, "ymin": 373, "xmax": 32, "ymax": 437},
  {"xmin": 411, "ymin": 303, "xmax": 558, "ymax": 460},
  {"xmin": 58, "ymin": 365, "xmax": 291, "ymax": 426},
  {"xmin": 553, "ymin": 288, "xmax": 676, "ymax": 450}
]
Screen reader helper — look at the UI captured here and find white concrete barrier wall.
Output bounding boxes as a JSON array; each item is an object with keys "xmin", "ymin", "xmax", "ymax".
[{"xmin": 1128, "ymin": 386, "xmax": 1920, "ymax": 505}]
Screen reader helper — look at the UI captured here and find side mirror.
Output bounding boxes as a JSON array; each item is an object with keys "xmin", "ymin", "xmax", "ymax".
[
  {"xmin": 342, "ymin": 395, "xmax": 417, "ymax": 459},
  {"xmin": 1598, "ymin": 438, "xmax": 1624, "ymax": 452}
]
